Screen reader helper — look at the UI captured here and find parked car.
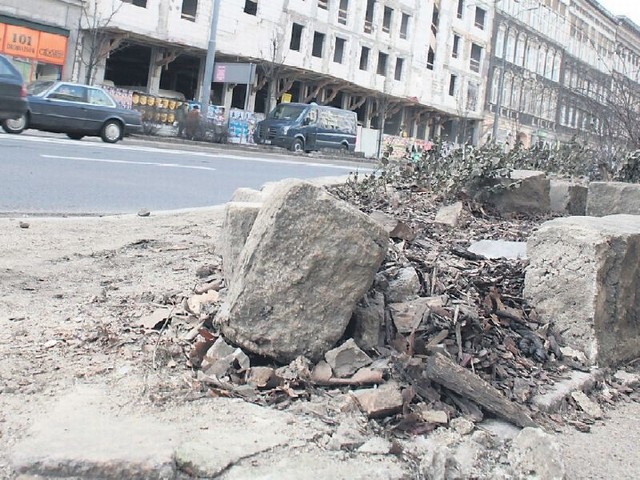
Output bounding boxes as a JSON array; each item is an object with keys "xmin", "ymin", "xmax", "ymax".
[
  {"xmin": 2, "ymin": 81, "xmax": 143, "ymax": 143},
  {"xmin": 256, "ymin": 103, "xmax": 357, "ymax": 153},
  {"xmin": 0, "ymin": 54, "xmax": 28, "ymax": 128}
]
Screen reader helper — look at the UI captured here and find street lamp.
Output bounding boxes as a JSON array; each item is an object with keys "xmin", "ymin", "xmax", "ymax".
[{"xmin": 199, "ymin": 0, "xmax": 222, "ymax": 120}]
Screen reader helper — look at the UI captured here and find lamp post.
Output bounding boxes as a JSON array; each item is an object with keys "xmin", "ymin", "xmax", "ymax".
[{"xmin": 199, "ymin": 0, "xmax": 221, "ymax": 120}]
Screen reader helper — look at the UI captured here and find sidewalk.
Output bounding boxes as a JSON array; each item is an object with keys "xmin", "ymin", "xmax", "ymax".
[{"xmin": 126, "ymin": 132, "xmax": 378, "ymax": 166}]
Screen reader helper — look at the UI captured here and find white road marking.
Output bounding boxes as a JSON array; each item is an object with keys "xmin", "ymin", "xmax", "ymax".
[
  {"xmin": 2, "ymin": 134, "xmax": 372, "ymax": 172},
  {"xmin": 41, "ymin": 155, "xmax": 217, "ymax": 172}
]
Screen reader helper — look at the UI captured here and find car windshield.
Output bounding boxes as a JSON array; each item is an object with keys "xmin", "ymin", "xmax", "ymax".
[
  {"xmin": 27, "ymin": 81, "xmax": 56, "ymax": 96},
  {"xmin": 269, "ymin": 104, "xmax": 306, "ymax": 120}
]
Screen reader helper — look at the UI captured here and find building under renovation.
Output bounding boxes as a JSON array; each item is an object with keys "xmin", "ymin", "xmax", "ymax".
[{"xmin": 1, "ymin": 0, "xmax": 638, "ymax": 149}]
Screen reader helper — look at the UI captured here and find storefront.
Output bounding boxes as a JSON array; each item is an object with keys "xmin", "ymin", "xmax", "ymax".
[{"xmin": 0, "ymin": 16, "xmax": 68, "ymax": 82}]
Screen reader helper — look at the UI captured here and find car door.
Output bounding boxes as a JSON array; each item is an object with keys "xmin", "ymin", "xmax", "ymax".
[
  {"xmin": 85, "ymin": 87, "xmax": 117, "ymax": 134},
  {"xmin": 36, "ymin": 83, "xmax": 88, "ymax": 131}
]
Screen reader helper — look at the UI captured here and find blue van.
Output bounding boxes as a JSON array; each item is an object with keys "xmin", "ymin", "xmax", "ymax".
[{"xmin": 256, "ymin": 102, "xmax": 357, "ymax": 153}]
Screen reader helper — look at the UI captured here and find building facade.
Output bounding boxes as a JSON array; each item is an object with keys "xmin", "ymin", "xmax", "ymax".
[
  {"xmin": 1, "ymin": 0, "xmax": 638, "ymax": 150},
  {"xmin": 484, "ymin": 0, "xmax": 640, "ymax": 149}
]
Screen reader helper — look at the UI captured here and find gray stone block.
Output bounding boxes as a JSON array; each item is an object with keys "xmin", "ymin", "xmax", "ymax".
[
  {"xmin": 219, "ymin": 202, "xmax": 263, "ymax": 285},
  {"xmin": 525, "ymin": 215, "xmax": 640, "ymax": 366},
  {"xmin": 587, "ymin": 181, "xmax": 640, "ymax": 216},
  {"xmin": 550, "ymin": 179, "xmax": 587, "ymax": 215}
]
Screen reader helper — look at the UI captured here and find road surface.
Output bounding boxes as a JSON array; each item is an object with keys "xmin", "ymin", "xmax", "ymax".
[{"xmin": 0, "ymin": 132, "xmax": 372, "ymax": 215}]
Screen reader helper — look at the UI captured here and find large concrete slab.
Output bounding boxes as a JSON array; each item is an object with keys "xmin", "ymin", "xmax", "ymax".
[{"xmin": 9, "ymin": 385, "xmax": 321, "ymax": 479}]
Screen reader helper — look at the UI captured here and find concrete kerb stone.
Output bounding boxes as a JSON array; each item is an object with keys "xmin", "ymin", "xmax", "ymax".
[
  {"xmin": 525, "ymin": 214, "xmax": 640, "ymax": 366},
  {"xmin": 587, "ymin": 181, "xmax": 640, "ymax": 216},
  {"xmin": 550, "ymin": 179, "xmax": 587, "ymax": 215}
]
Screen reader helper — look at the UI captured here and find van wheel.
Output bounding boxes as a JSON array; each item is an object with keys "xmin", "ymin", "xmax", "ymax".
[
  {"xmin": 340, "ymin": 143, "xmax": 349, "ymax": 152},
  {"xmin": 290, "ymin": 138, "xmax": 304, "ymax": 153}
]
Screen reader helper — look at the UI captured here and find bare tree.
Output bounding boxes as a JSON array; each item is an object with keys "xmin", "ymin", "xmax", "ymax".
[
  {"xmin": 254, "ymin": 32, "xmax": 291, "ymax": 113},
  {"xmin": 78, "ymin": 0, "xmax": 127, "ymax": 85}
]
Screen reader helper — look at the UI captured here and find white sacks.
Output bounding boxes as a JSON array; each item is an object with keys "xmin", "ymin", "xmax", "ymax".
[
  {"xmin": 524, "ymin": 215, "xmax": 640, "ymax": 366},
  {"xmin": 218, "ymin": 180, "xmax": 388, "ymax": 363}
]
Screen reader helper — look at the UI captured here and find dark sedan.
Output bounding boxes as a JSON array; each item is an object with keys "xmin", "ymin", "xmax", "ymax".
[
  {"xmin": 0, "ymin": 54, "xmax": 28, "ymax": 126},
  {"xmin": 2, "ymin": 81, "xmax": 142, "ymax": 143}
]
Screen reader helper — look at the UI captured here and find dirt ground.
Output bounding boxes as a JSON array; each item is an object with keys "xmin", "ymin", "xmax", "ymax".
[{"xmin": 1, "ymin": 208, "xmax": 639, "ymax": 479}]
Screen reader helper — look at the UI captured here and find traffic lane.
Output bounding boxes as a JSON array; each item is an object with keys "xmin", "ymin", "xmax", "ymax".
[{"xmin": 0, "ymin": 135, "xmax": 371, "ymax": 214}]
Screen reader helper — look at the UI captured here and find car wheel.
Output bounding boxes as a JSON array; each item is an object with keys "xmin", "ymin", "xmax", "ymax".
[
  {"xmin": 101, "ymin": 120, "xmax": 123, "ymax": 143},
  {"xmin": 340, "ymin": 143, "xmax": 349, "ymax": 152},
  {"xmin": 1, "ymin": 114, "xmax": 27, "ymax": 134},
  {"xmin": 290, "ymin": 138, "xmax": 304, "ymax": 153},
  {"xmin": 67, "ymin": 133, "xmax": 84, "ymax": 140}
]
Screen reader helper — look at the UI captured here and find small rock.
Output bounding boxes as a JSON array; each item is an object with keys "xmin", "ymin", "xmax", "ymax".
[
  {"xmin": 467, "ymin": 240, "xmax": 527, "ymax": 260},
  {"xmin": 246, "ymin": 367, "xmax": 276, "ymax": 388},
  {"xmin": 351, "ymin": 291, "xmax": 384, "ymax": 350},
  {"xmin": 202, "ymin": 337, "xmax": 250, "ymax": 376},
  {"xmin": 560, "ymin": 346, "xmax": 589, "ymax": 365},
  {"xmin": 369, "ymin": 210, "xmax": 416, "ymax": 241},
  {"xmin": 137, "ymin": 209, "xmax": 151, "ymax": 217},
  {"xmin": 327, "ymin": 417, "xmax": 367, "ymax": 450},
  {"xmin": 358, "ymin": 437, "xmax": 393, "ymax": 455},
  {"xmin": 434, "ymin": 201, "xmax": 463, "ymax": 227},
  {"xmin": 470, "ymin": 429, "xmax": 498, "ymax": 448},
  {"xmin": 275, "ymin": 356, "xmax": 313, "ymax": 382},
  {"xmin": 386, "ymin": 267, "xmax": 421, "ymax": 303},
  {"xmin": 325, "ymin": 339, "xmax": 372, "ymax": 378},
  {"xmin": 138, "ymin": 309, "xmax": 171, "ymax": 329},
  {"xmin": 187, "ymin": 290, "xmax": 220, "ymax": 315},
  {"xmin": 353, "ymin": 383, "xmax": 404, "ymax": 418},
  {"xmin": 19, "ymin": 221, "xmax": 30, "ymax": 229},
  {"xmin": 571, "ymin": 391, "xmax": 603, "ymax": 419},
  {"xmin": 508, "ymin": 427, "xmax": 566, "ymax": 480},
  {"xmin": 419, "ymin": 408, "xmax": 448, "ymax": 425},
  {"xmin": 388, "ymin": 297, "xmax": 431, "ymax": 333},
  {"xmin": 614, "ymin": 370, "xmax": 640, "ymax": 388},
  {"xmin": 450, "ymin": 417, "xmax": 475, "ymax": 435},
  {"xmin": 310, "ymin": 360, "xmax": 333, "ymax": 383}
]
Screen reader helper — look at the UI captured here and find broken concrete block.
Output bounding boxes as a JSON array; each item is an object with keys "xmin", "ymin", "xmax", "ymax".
[
  {"xmin": 353, "ymin": 384, "xmax": 404, "ymax": 418},
  {"xmin": 434, "ymin": 201, "xmax": 463, "ymax": 227},
  {"xmin": 467, "ymin": 240, "xmax": 527, "ymax": 260},
  {"xmin": 386, "ymin": 267, "xmax": 421, "ymax": 303},
  {"xmin": 325, "ymin": 339, "xmax": 372, "ymax": 378},
  {"xmin": 326, "ymin": 417, "xmax": 367, "ymax": 451},
  {"xmin": 478, "ymin": 170, "xmax": 550, "ymax": 214},
  {"xmin": 531, "ymin": 370, "xmax": 600, "ymax": 412},
  {"xmin": 219, "ymin": 202, "xmax": 262, "ymax": 285},
  {"xmin": 525, "ymin": 215, "xmax": 640, "ymax": 366},
  {"xmin": 351, "ymin": 291, "xmax": 384, "ymax": 350},
  {"xmin": 388, "ymin": 297, "xmax": 431, "ymax": 333},
  {"xmin": 369, "ymin": 211, "xmax": 416, "ymax": 241},
  {"xmin": 230, "ymin": 187, "xmax": 263, "ymax": 203},
  {"xmin": 450, "ymin": 417, "xmax": 475, "ymax": 435},
  {"xmin": 507, "ymin": 428, "xmax": 566, "ymax": 480},
  {"xmin": 218, "ymin": 180, "xmax": 388, "ymax": 363},
  {"xmin": 571, "ymin": 391, "xmax": 603, "ymax": 419},
  {"xmin": 550, "ymin": 179, "xmax": 587, "ymax": 215},
  {"xmin": 587, "ymin": 181, "xmax": 640, "ymax": 216}
]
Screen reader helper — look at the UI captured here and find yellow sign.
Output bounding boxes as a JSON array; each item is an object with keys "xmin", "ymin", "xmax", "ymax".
[
  {"xmin": 0, "ymin": 23, "xmax": 68, "ymax": 66},
  {"xmin": 281, "ymin": 93, "xmax": 292, "ymax": 103}
]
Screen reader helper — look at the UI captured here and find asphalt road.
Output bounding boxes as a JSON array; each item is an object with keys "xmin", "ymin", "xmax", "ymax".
[{"xmin": 0, "ymin": 132, "xmax": 373, "ymax": 215}]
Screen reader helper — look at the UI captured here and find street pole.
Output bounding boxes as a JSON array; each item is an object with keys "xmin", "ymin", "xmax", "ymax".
[{"xmin": 199, "ymin": 0, "xmax": 221, "ymax": 120}]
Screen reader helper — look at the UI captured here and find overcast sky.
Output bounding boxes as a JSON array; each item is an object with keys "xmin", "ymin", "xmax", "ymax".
[{"xmin": 595, "ymin": 0, "xmax": 640, "ymax": 26}]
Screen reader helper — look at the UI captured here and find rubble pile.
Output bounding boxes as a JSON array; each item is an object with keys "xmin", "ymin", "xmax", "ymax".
[{"xmin": 138, "ymin": 178, "xmax": 637, "ymax": 447}]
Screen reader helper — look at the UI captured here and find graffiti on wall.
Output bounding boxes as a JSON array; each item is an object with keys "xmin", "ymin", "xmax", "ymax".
[{"xmin": 383, "ymin": 134, "xmax": 433, "ymax": 161}]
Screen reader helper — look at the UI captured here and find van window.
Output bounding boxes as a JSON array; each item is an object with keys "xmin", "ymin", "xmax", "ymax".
[{"xmin": 269, "ymin": 104, "xmax": 307, "ymax": 120}]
